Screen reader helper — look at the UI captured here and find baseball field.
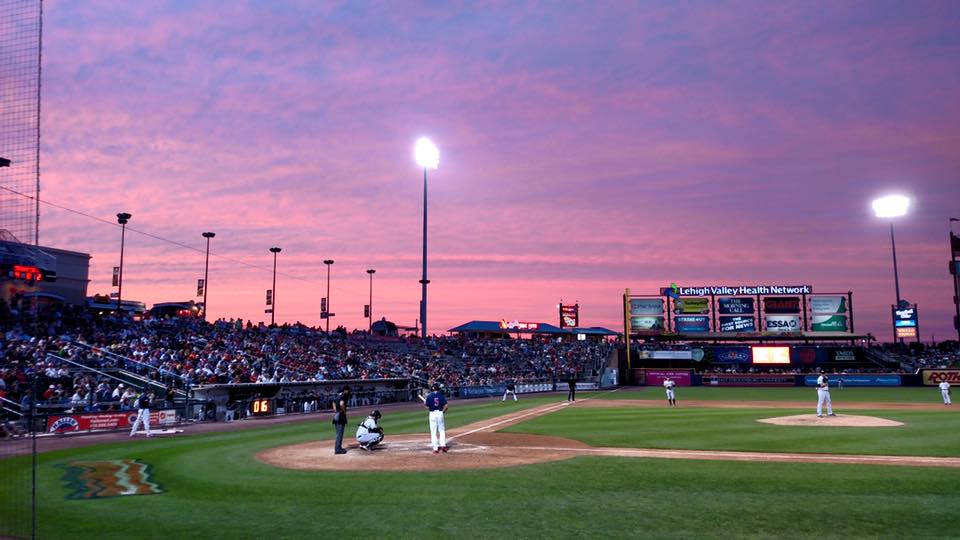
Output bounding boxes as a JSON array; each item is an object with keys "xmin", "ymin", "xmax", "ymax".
[{"xmin": 1, "ymin": 387, "xmax": 958, "ymax": 539}]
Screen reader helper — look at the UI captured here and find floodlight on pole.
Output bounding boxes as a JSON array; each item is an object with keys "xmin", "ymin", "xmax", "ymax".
[
  {"xmin": 116, "ymin": 213, "xmax": 132, "ymax": 316},
  {"xmin": 872, "ymin": 195, "xmax": 910, "ymax": 342},
  {"xmin": 323, "ymin": 259, "xmax": 334, "ymax": 333},
  {"xmin": 201, "ymin": 232, "xmax": 215, "ymax": 321},
  {"xmin": 269, "ymin": 247, "xmax": 281, "ymax": 325},
  {"xmin": 414, "ymin": 137, "xmax": 439, "ymax": 339}
]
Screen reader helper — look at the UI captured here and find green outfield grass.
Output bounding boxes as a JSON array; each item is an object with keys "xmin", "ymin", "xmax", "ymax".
[
  {"xmin": 591, "ymin": 386, "xmax": 944, "ymax": 403},
  {"xmin": 2, "ymin": 398, "xmax": 959, "ymax": 539},
  {"xmin": 503, "ymin": 406, "xmax": 960, "ymax": 457}
]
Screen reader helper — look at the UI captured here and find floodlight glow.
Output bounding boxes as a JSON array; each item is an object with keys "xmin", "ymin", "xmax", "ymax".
[
  {"xmin": 872, "ymin": 195, "xmax": 910, "ymax": 218},
  {"xmin": 415, "ymin": 137, "xmax": 439, "ymax": 169}
]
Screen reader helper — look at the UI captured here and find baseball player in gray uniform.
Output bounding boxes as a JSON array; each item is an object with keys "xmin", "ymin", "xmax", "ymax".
[
  {"xmin": 129, "ymin": 391, "xmax": 153, "ymax": 437},
  {"xmin": 816, "ymin": 373, "xmax": 835, "ymax": 417},
  {"xmin": 940, "ymin": 380, "xmax": 952, "ymax": 405}
]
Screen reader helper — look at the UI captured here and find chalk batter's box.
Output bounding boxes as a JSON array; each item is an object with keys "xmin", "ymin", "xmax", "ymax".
[{"xmin": 47, "ymin": 409, "xmax": 177, "ymax": 434}]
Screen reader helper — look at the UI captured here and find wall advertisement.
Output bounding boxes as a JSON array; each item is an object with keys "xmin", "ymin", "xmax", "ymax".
[
  {"xmin": 802, "ymin": 374, "xmax": 900, "ymax": 387},
  {"xmin": 701, "ymin": 373, "xmax": 795, "ymax": 387},
  {"xmin": 639, "ymin": 369, "xmax": 692, "ymax": 386},
  {"xmin": 921, "ymin": 369, "xmax": 960, "ymax": 386},
  {"xmin": 712, "ymin": 347, "xmax": 752, "ymax": 363},
  {"xmin": 47, "ymin": 409, "xmax": 177, "ymax": 434},
  {"xmin": 631, "ymin": 316, "xmax": 664, "ymax": 331}
]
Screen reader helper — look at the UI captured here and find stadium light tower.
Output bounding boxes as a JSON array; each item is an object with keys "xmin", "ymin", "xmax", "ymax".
[
  {"xmin": 323, "ymin": 259, "xmax": 334, "ymax": 333},
  {"xmin": 116, "ymin": 213, "xmax": 132, "ymax": 316},
  {"xmin": 201, "ymin": 232, "xmax": 215, "ymax": 321},
  {"xmin": 414, "ymin": 137, "xmax": 439, "ymax": 339},
  {"xmin": 269, "ymin": 247, "xmax": 282, "ymax": 325},
  {"xmin": 367, "ymin": 269, "xmax": 376, "ymax": 332},
  {"xmin": 872, "ymin": 195, "xmax": 910, "ymax": 341},
  {"xmin": 0, "ymin": 157, "xmax": 10, "ymax": 167}
]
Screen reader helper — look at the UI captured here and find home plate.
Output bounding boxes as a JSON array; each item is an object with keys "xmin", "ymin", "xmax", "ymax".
[{"xmin": 757, "ymin": 414, "xmax": 903, "ymax": 427}]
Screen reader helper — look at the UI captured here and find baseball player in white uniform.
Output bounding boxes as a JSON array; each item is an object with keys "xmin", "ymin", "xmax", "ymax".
[
  {"xmin": 940, "ymin": 381, "xmax": 952, "ymax": 405},
  {"xmin": 355, "ymin": 410, "xmax": 384, "ymax": 449},
  {"xmin": 816, "ymin": 373, "xmax": 835, "ymax": 417},
  {"xmin": 129, "ymin": 391, "xmax": 153, "ymax": 437},
  {"xmin": 663, "ymin": 378, "xmax": 676, "ymax": 406}
]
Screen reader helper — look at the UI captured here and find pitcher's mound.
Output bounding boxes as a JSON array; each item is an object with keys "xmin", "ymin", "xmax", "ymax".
[{"xmin": 757, "ymin": 414, "xmax": 903, "ymax": 427}]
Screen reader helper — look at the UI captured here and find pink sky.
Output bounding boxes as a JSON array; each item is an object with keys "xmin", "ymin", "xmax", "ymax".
[{"xmin": 29, "ymin": 1, "xmax": 960, "ymax": 340}]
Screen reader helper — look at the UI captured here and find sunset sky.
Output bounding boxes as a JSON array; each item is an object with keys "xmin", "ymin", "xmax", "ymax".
[{"xmin": 28, "ymin": 1, "xmax": 960, "ymax": 339}]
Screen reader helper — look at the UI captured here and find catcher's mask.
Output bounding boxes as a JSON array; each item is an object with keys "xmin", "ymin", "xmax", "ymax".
[{"xmin": 371, "ymin": 410, "xmax": 382, "ymax": 420}]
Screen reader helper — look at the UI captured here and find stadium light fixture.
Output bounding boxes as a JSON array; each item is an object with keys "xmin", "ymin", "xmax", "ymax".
[
  {"xmin": 115, "ymin": 213, "xmax": 132, "ymax": 316},
  {"xmin": 872, "ymin": 195, "xmax": 910, "ymax": 218},
  {"xmin": 323, "ymin": 259, "xmax": 334, "ymax": 333},
  {"xmin": 269, "ymin": 247, "xmax": 282, "ymax": 325},
  {"xmin": 201, "ymin": 232, "xmax": 215, "ymax": 321},
  {"xmin": 0, "ymin": 157, "xmax": 11, "ymax": 167},
  {"xmin": 414, "ymin": 137, "xmax": 439, "ymax": 339},
  {"xmin": 871, "ymin": 195, "xmax": 911, "ymax": 343}
]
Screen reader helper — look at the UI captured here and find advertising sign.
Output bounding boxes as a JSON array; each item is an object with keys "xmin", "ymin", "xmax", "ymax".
[
  {"xmin": 640, "ymin": 369, "xmax": 692, "ymax": 386},
  {"xmin": 802, "ymin": 374, "xmax": 900, "ymax": 387},
  {"xmin": 674, "ymin": 297, "xmax": 710, "ymax": 314},
  {"xmin": 196, "ymin": 279, "xmax": 205, "ymax": 297},
  {"xmin": 830, "ymin": 349, "xmax": 858, "ymax": 363},
  {"xmin": 718, "ymin": 297, "xmax": 754, "ymax": 315},
  {"xmin": 713, "ymin": 347, "xmax": 752, "ymax": 363},
  {"xmin": 661, "ymin": 285, "xmax": 812, "ymax": 296},
  {"xmin": 112, "ymin": 266, "xmax": 120, "ymax": 287},
  {"xmin": 896, "ymin": 327, "xmax": 918, "ymax": 339},
  {"xmin": 631, "ymin": 316, "xmax": 664, "ymax": 331},
  {"xmin": 560, "ymin": 304, "xmax": 579, "ymax": 328},
  {"xmin": 701, "ymin": 373, "xmax": 795, "ymax": 387},
  {"xmin": 764, "ymin": 315, "xmax": 801, "ymax": 332},
  {"xmin": 752, "ymin": 346, "xmax": 791, "ymax": 364},
  {"xmin": 893, "ymin": 306, "xmax": 918, "ymax": 327},
  {"xmin": 630, "ymin": 298, "xmax": 664, "ymax": 316},
  {"xmin": 810, "ymin": 296, "xmax": 847, "ymax": 314},
  {"xmin": 499, "ymin": 320, "xmax": 539, "ymax": 330},
  {"xmin": 637, "ymin": 350, "xmax": 692, "ymax": 360},
  {"xmin": 763, "ymin": 297, "xmax": 801, "ymax": 314},
  {"xmin": 811, "ymin": 314, "xmax": 847, "ymax": 332},
  {"xmin": 675, "ymin": 315, "xmax": 710, "ymax": 333},
  {"xmin": 921, "ymin": 369, "xmax": 960, "ymax": 386},
  {"xmin": 719, "ymin": 316, "xmax": 756, "ymax": 332},
  {"xmin": 47, "ymin": 410, "xmax": 177, "ymax": 434}
]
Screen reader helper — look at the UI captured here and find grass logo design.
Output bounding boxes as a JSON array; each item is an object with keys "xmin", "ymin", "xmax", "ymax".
[{"xmin": 61, "ymin": 459, "xmax": 163, "ymax": 499}]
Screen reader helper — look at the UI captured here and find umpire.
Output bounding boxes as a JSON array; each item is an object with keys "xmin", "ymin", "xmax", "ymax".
[{"xmin": 332, "ymin": 385, "xmax": 351, "ymax": 454}]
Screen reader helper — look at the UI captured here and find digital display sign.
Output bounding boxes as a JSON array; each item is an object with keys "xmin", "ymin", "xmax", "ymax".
[
  {"xmin": 763, "ymin": 297, "xmax": 801, "ymax": 314},
  {"xmin": 560, "ymin": 304, "xmax": 579, "ymax": 328},
  {"xmin": 752, "ymin": 346, "xmax": 791, "ymax": 364},
  {"xmin": 250, "ymin": 399, "xmax": 271, "ymax": 416},
  {"xmin": 892, "ymin": 306, "xmax": 918, "ymax": 328},
  {"xmin": 499, "ymin": 320, "xmax": 539, "ymax": 330}
]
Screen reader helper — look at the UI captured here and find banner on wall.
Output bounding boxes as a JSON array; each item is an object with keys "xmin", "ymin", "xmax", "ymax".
[
  {"xmin": 719, "ymin": 316, "xmax": 756, "ymax": 332},
  {"xmin": 47, "ymin": 410, "xmax": 177, "ymax": 434},
  {"xmin": 639, "ymin": 369, "xmax": 692, "ymax": 386},
  {"xmin": 674, "ymin": 297, "xmax": 710, "ymax": 314},
  {"xmin": 675, "ymin": 315, "xmax": 710, "ymax": 333},
  {"xmin": 718, "ymin": 297, "xmax": 754, "ymax": 314},
  {"xmin": 811, "ymin": 314, "xmax": 847, "ymax": 331},
  {"xmin": 802, "ymin": 374, "xmax": 900, "ymax": 387},
  {"xmin": 921, "ymin": 369, "xmax": 960, "ymax": 386},
  {"xmin": 764, "ymin": 315, "xmax": 801, "ymax": 332},
  {"xmin": 713, "ymin": 347, "xmax": 752, "ymax": 363},
  {"xmin": 810, "ymin": 296, "xmax": 847, "ymax": 314},
  {"xmin": 701, "ymin": 373, "xmax": 795, "ymax": 387},
  {"xmin": 630, "ymin": 298, "xmax": 664, "ymax": 316}
]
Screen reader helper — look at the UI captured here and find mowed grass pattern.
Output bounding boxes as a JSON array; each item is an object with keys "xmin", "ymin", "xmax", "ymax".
[{"xmin": 0, "ymin": 391, "xmax": 957, "ymax": 539}]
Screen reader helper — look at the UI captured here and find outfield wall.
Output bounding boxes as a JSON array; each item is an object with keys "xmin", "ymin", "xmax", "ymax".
[{"xmin": 629, "ymin": 368, "xmax": 914, "ymax": 387}]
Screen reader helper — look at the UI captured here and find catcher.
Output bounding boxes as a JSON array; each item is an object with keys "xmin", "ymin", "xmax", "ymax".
[{"xmin": 356, "ymin": 410, "xmax": 384, "ymax": 450}]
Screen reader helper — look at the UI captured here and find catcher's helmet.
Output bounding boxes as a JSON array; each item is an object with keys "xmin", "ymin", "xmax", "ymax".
[{"xmin": 371, "ymin": 410, "xmax": 382, "ymax": 419}]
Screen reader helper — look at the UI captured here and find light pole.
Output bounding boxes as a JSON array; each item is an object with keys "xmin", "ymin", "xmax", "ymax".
[
  {"xmin": 201, "ymin": 232, "xmax": 215, "ymax": 321},
  {"xmin": 872, "ymin": 195, "xmax": 910, "ymax": 342},
  {"xmin": 269, "ymin": 247, "xmax": 281, "ymax": 325},
  {"xmin": 367, "ymin": 269, "xmax": 376, "ymax": 332},
  {"xmin": 116, "ymin": 213, "xmax": 132, "ymax": 316},
  {"xmin": 951, "ymin": 218, "xmax": 960, "ymax": 343},
  {"xmin": 323, "ymin": 259, "xmax": 334, "ymax": 333},
  {"xmin": 415, "ymin": 137, "xmax": 439, "ymax": 339}
]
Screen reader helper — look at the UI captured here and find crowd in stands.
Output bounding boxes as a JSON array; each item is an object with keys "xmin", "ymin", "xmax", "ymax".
[{"xmin": 0, "ymin": 302, "xmax": 612, "ymax": 418}]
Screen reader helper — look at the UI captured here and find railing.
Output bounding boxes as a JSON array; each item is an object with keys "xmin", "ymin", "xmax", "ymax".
[{"xmin": 59, "ymin": 342, "xmax": 187, "ymax": 397}]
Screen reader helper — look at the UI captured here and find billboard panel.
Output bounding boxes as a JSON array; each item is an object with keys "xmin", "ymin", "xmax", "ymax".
[
  {"xmin": 718, "ymin": 297, "xmax": 754, "ymax": 314},
  {"xmin": 630, "ymin": 298, "xmax": 664, "ymax": 316},
  {"xmin": 718, "ymin": 316, "xmax": 756, "ymax": 332},
  {"xmin": 674, "ymin": 297, "xmax": 710, "ymax": 314},
  {"xmin": 675, "ymin": 315, "xmax": 710, "ymax": 333},
  {"xmin": 811, "ymin": 314, "xmax": 847, "ymax": 332},
  {"xmin": 893, "ymin": 306, "xmax": 918, "ymax": 328},
  {"xmin": 560, "ymin": 304, "xmax": 579, "ymax": 328},
  {"xmin": 921, "ymin": 369, "xmax": 960, "ymax": 386},
  {"xmin": 702, "ymin": 373, "xmax": 795, "ymax": 386},
  {"xmin": 631, "ymin": 316, "xmax": 664, "ymax": 331},
  {"xmin": 810, "ymin": 296, "xmax": 847, "ymax": 314},
  {"xmin": 640, "ymin": 369, "xmax": 692, "ymax": 386},
  {"xmin": 764, "ymin": 315, "xmax": 801, "ymax": 332},
  {"xmin": 802, "ymin": 375, "xmax": 900, "ymax": 387},
  {"xmin": 763, "ymin": 297, "xmax": 801, "ymax": 314}
]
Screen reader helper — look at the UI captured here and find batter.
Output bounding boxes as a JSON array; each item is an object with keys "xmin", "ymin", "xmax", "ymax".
[{"xmin": 424, "ymin": 383, "xmax": 448, "ymax": 454}]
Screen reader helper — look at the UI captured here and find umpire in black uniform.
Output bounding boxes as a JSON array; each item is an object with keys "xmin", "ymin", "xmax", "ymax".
[{"xmin": 332, "ymin": 385, "xmax": 351, "ymax": 454}]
